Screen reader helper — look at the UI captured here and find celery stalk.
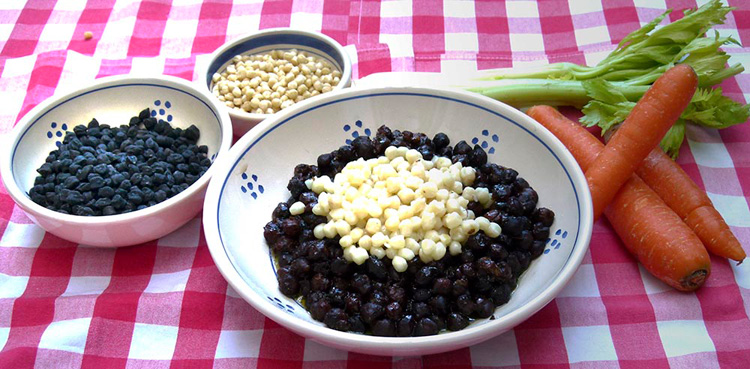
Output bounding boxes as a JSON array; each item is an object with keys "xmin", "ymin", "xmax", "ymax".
[
  {"xmin": 465, "ymin": 80, "xmax": 648, "ymax": 109},
  {"xmin": 462, "ymin": 0, "xmax": 748, "ymax": 158}
]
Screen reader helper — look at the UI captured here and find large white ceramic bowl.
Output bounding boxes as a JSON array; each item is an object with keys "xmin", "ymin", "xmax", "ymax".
[
  {"xmin": 202, "ymin": 86, "xmax": 593, "ymax": 356},
  {"xmin": 200, "ymin": 28, "xmax": 352, "ymax": 137},
  {"xmin": 0, "ymin": 75, "xmax": 232, "ymax": 247}
]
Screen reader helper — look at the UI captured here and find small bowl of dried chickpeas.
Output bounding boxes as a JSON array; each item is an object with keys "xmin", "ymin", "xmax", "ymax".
[{"xmin": 201, "ymin": 28, "xmax": 352, "ymax": 137}]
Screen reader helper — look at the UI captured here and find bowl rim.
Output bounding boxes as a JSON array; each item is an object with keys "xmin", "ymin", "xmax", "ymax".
[
  {"xmin": 202, "ymin": 85, "xmax": 593, "ymax": 353},
  {"xmin": 201, "ymin": 27, "xmax": 353, "ymax": 120},
  {"xmin": 0, "ymin": 74, "xmax": 233, "ymax": 228}
]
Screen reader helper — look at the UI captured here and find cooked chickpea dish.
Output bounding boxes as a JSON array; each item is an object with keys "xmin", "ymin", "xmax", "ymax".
[
  {"xmin": 211, "ymin": 49, "xmax": 341, "ymax": 114},
  {"xmin": 263, "ymin": 125, "xmax": 555, "ymax": 336}
]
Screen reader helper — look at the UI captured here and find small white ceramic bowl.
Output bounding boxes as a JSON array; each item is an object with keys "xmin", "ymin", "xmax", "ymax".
[
  {"xmin": 200, "ymin": 28, "xmax": 352, "ymax": 137},
  {"xmin": 202, "ymin": 86, "xmax": 593, "ymax": 356},
  {"xmin": 1, "ymin": 75, "xmax": 232, "ymax": 247}
]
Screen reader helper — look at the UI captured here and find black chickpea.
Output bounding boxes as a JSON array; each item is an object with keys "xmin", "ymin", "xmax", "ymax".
[
  {"xmin": 263, "ymin": 125, "xmax": 555, "ymax": 336},
  {"xmin": 29, "ymin": 108, "xmax": 211, "ymax": 216}
]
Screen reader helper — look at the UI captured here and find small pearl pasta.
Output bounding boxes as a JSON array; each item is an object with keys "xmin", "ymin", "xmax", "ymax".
[
  {"xmin": 308, "ymin": 145, "xmax": 503, "ymax": 269},
  {"xmin": 212, "ymin": 48, "xmax": 341, "ymax": 114}
]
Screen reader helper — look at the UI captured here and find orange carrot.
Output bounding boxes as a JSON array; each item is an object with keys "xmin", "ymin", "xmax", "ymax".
[
  {"xmin": 586, "ymin": 64, "xmax": 698, "ymax": 219},
  {"xmin": 637, "ymin": 148, "xmax": 746, "ymax": 262},
  {"xmin": 604, "ymin": 176, "xmax": 710, "ymax": 290},
  {"xmin": 528, "ymin": 105, "xmax": 710, "ymax": 291}
]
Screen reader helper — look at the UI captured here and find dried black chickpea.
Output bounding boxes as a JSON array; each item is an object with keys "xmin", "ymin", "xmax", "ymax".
[{"xmin": 28, "ymin": 108, "xmax": 211, "ymax": 216}]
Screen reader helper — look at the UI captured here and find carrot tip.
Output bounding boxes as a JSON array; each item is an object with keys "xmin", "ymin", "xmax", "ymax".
[{"xmin": 680, "ymin": 269, "xmax": 708, "ymax": 291}]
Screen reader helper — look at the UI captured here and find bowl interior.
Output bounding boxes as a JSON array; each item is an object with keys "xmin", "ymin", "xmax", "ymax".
[
  {"xmin": 205, "ymin": 32, "xmax": 347, "ymax": 92},
  {"xmin": 11, "ymin": 81, "xmax": 226, "ymax": 202},
  {"xmin": 211, "ymin": 90, "xmax": 588, "ymax": 335}
]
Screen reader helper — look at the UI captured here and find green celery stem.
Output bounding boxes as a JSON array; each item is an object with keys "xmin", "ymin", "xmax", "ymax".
[
  {"xmin": 466, "ymin": 80, "xmax": 649, "ymax": 108},
  {"xmin": 477, "ymin": 62, "xmax": 608, "ymax": 81},
  {"xmin": 698, "ymin": 63, "xmax": 745, "ymax": 88}
]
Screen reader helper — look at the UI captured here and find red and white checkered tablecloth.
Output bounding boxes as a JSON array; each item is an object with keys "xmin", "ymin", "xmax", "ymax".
[{"xmin": 1, "ymin": 1, "xmax": 749, "ymax": 368}]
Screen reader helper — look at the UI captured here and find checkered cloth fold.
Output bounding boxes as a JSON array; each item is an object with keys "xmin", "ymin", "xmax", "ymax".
[{"xmin": 1, "ymin": 1, "xmax": 749, "ymax": 368}]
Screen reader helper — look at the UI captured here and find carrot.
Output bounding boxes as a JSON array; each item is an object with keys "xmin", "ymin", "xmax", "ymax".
[
  {"xmin": 585, "ymin": 64, "xmax": 698, "ymax": 220},
  {"xmin": 528, "ymin": 107, "xmax": 602, "ymax": 170},
  {"xmin": 603, "ymin": 176, "xmax": 710, "ymax": 290},
  {"xmin": 528, "ymin": 105, "xmax": 710, "ymax": 291},
  {"xmin": 637, "ymin": 148, "xmax": 746, "ymax": 262}
]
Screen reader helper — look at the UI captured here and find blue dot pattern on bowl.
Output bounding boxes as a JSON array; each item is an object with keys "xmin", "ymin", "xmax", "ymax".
[
  {"xmin": 343, "ymin": 120, "xmax": 371, "ymax": 144},
  {"xmin": 240, "ymin": 172, "xmax": 264, "ymax": 199},
  {"xmin": 47, "ymin": 122, "xmax": 69, "ymax": 147},
  {"xmin": 471, "ymin": 129, "xmax": 499, "ymax": 155},
  {"xmin": 267, "ymin": 296, "xmax": 296, "ymax": 314},
  {"xmin": 544, "ymin": 229, "xmax": 568, "ymax": 254},
  {"xmin": 151, "ymin": 99, "xmax": 173, "ymax": 122}
]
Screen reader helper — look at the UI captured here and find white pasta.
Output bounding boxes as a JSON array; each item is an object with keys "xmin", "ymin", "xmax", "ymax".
[
  {"xmin": 212, "ymin": 49, "xmax": 340, "ymax": 114},
  {"xmin": 307, "ymin": 145, "xmax": 502, "ymax": 269}
]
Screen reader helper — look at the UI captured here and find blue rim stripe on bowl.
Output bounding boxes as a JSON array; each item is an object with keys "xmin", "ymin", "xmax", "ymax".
[
  {"xmin": 205, "ymin": 33, "xmax": 345, "ymax": 89},
  {"xmin": 12, "ymin": 83, "xmax": 223, "ymax": 168},
  {"xmin": 216, "ymin": 92, "xmax": 583, "ymax": 306}
]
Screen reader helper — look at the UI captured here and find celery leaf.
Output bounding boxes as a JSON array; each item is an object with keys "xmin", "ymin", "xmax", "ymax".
[
  {"xmin": 580, "ymin": 86, "xmax": 749, "ymax": 158},
  {"xmin": 682, "ymin": 88, "xmax": 750, "ymax": 129},
  {"xmin": 582, "ymin": 79, "xmax": 628, "ymax": 104},
  {"xmin": 660, "ymin": 120, "xmax": 686, "ymax": 159}
]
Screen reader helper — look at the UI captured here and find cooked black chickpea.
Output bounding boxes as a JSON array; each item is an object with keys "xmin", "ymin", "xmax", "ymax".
[{"xmin": 264, "ymin": 125, "xmax": 555, "ymax": 336}]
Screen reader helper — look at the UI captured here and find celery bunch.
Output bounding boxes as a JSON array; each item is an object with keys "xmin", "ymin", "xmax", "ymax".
[{"xmin": 466, "ymin": 0, "xmax": 748, "ymax": 158}]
